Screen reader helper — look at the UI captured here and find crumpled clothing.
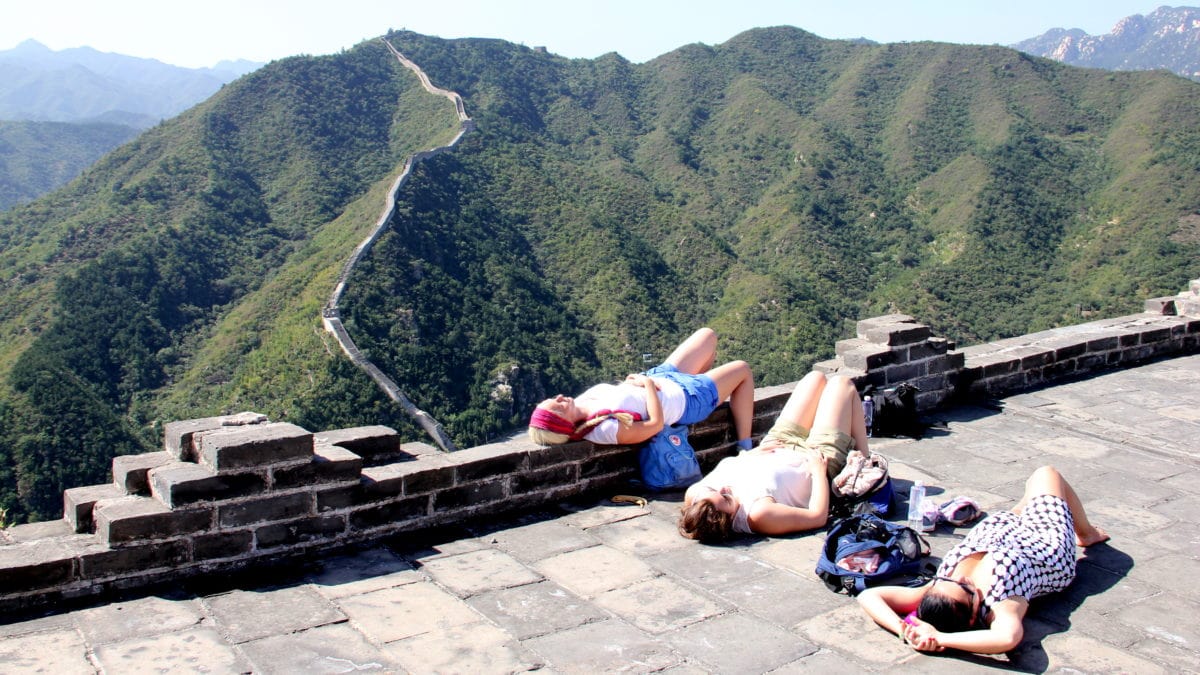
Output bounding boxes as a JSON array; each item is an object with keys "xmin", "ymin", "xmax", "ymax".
[
  {"xmin": 837, "ymin": 551, "xmax": 881, "ymax": 574},
  {"xmin": 938, "ymin": 496, "xmax": 982, "ymax": 526},
  {"xmin": 832, "ymin": 449, "xmax": 887, "ymax": 498}
]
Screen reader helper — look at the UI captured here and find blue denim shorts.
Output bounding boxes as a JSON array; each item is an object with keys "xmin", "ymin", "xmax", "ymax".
[{"xmin": 643, "ymin": 363, "xmax": 720, "ymax": 425}]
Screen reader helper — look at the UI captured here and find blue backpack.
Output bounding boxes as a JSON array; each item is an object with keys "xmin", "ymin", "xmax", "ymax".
[
  {"xmin": 816, "ymin": 513, "xmax": 931, "ymax": 595},
  {"xmin": 638, "ymin": 423, "xmax": 702, "ymax": 490}
]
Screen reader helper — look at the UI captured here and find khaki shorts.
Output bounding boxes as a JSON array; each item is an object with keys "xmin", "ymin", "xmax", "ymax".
[{"xmin": 760, "ymin": 420, "xmax": 853, "ymax": 477}]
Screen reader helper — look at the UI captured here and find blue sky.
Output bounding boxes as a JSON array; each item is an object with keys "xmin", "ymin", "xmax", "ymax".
[{"xmin": 1, "ymin": 0, "xmax": 1172, "ymax": 68}]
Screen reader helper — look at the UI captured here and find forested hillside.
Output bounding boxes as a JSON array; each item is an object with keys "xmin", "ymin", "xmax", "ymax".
[
  {"xmin": 1, "ymin": 29, "xmax": 1197, "ymax": 521},
  {"xmin": 0, "ymin": 120, "xmax": 141, "ymax": 210}
]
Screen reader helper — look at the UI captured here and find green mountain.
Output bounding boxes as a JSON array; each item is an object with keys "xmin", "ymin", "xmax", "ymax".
[
  {"xmin": 1, "ymin": 29, "xmax": 1197, "ymax": 522},
  {"xmin": 0, "ymin": 120, "xmax": 142, "ymax": 210}
]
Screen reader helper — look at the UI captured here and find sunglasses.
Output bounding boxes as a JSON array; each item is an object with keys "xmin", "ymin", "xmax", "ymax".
[{"xmin": 933, "ymin": 576, "xmax": 986, "ymax": 627}]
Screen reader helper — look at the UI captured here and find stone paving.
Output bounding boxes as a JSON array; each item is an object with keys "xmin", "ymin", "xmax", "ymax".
[{"xmin": 2, "ymin": 354, "xmax": 1198, "ymax": 674}]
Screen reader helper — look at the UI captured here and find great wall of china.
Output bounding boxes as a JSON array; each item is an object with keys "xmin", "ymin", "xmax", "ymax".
[{"xmin": 0, "ymin": 43, "xmax": 1197, "ymax": 613}]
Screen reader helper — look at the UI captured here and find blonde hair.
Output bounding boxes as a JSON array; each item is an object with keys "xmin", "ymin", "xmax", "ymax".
[{"xmin": 527, "ymin": 411, "xmax": 637, "ymax": 446}]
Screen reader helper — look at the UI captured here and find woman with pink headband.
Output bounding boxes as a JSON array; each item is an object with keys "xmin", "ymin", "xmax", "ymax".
[{"xmin": 527, "ymin": 328, "xmax": 755, "ymax": 450}]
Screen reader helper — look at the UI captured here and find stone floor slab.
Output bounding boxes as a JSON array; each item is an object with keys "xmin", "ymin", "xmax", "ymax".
[
  {"xmin": 72, "ymin": 593, "xmax": 204, "ymax": 645},
  {"xmin": 534, "ymin": 543, "xmax": 659, "ymax": 597},
  {"xmin": 466, "ymin": 579, "xmax": 606, "ymax": 639},
  {"xmin": 0, "ymin": 628, "xmax": 93, "ymax": 674},
  {"xmin": 666, "ymin": 612, "xmax": 817, "ymax": 674},
  {"xmin": 92, "ymin": 626, "xmax": 251, "ymax": 674},
  {"xmin": 522, "ymin": 618, "xmax": 678, "ymax": 672},
  {"xmin": 337, "ymin": 581, "xmax": 481, "ymax": 643},
  {"xmin": 239, "ymin": 621, "xmax": 398, "ymax": 674},
  {"xmin": 385, "ymin": 620, "xmax": 544, "ymax": 673},
  {"xmin": 593, "ymin": 576, "xmax": 725, "ymax": 634},
  {"xmin": 419, "ymin": 547, "xmax": 542, "ymax": 596},
  {"xmin": 305, "ymin": 545, "xmax": 422, "ymax": 599},
  {"xmin": 204, "ymin": 584, "xmax": 345, "ymax": 644}
]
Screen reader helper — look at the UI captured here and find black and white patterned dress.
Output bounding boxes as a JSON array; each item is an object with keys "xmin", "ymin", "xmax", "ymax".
[{"xmin": 936, "ymin": 495, "xmax": 1077, "ymax": 614}]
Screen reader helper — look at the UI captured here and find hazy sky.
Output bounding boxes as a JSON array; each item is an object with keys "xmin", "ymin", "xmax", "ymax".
[{"xmin": 1, "ymin": 0, "xmax": 1170, "ymax": 68}]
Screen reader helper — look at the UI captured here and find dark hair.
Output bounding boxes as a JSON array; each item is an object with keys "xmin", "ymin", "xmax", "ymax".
[
  {"xmin": 917, "ymin": 590, "xmax": 975, "ymax": 633},
  {"xmin": 678, "ymin": 500, "xmax": 734, "ymax": 544}
]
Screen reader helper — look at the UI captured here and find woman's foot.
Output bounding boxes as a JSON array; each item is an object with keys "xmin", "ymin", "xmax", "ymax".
[{"xmin": 1077, "ymin": 526, "xmax": 1110, "ymax": 547}]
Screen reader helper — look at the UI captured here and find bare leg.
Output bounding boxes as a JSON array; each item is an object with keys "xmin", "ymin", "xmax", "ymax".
[
  {"xmin": 665, "ymin": 327, "xmax": 717, "ymax": 375},
  {"xmin": 775, "ymin": 371, "xmax": 827, "ymax": 431},
  {"xmin": 1016, "ymin": 466, "xmax": 1110, "ymax": 547},
  {"xmin": 810, "ymin": 375, "xmax": 859, "ymax": 437},
  {"xmin": 707, "ymin": 360, "xmax": 754, "ymax": 441}
]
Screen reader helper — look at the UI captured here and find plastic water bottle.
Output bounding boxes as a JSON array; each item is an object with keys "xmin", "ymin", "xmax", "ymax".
[
  {"xmin": 907, "ymin": 481, "xmax": 925, "ymax": 530},
  {"xmin": 862, "ymin": 396, "xmax": 874, "ymax": 437}
]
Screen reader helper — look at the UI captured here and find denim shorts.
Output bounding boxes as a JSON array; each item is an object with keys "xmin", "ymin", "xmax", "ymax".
[{"xmin": 643, "ymin": 363, "xmax": 720, "ymax": 425}]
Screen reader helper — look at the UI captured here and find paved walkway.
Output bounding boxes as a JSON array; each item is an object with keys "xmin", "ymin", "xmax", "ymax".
[{"xmin": 2, "ymin": 355, "xmax": 1198, "ymax": 674}]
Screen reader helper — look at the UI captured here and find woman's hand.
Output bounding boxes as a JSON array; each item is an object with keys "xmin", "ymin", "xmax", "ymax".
[
  {"xmin": 808, "ymin": 452, "xmax": 828, "ymax": 477},
  {"xmin": 901, "ymin": 617, "xmax": 945, "ymax": 652},
  {"xmin": 625, "ymin": 373, "xmax": 654, "ymax": 388}
]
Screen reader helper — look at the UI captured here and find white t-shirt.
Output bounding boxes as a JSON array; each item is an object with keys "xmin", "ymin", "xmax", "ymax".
[
  {"xmin": 579, "ymin": 378, "xmax": 686, "ymax": 444},
  {"xmin": 695, "ymin": 449, "xmax": 815, "ymax": 534}
]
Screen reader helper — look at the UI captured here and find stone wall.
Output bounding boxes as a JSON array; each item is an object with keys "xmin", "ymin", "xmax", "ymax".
[{"xmin": 0, "ymin": 278, "xmax": 1196, "ymax": 612}]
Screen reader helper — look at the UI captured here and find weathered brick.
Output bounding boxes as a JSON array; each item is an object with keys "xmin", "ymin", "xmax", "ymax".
[
  {"xmin": 1018, "ymin": 348, "xmax": 1054, "ymax": 370},
  {"xmin": 315, "ymin": 483, "xmax": 366, "ymax": 512},
  {"xmin": 163, "ymin": 416, "xmax": 228, "ymax": 462},
  {"xmin": 218, "ymin": 493, "xmax": 312, "ymax": 528},
  {"xmin": 64, "ymin": 483, "xmax": 124, "ymax": 533},
  {"xmin": 834, "ymin": 337, "xmax": 871, "ymax": 356},
  {"xmin": 884, "ymin": 362, "xmax": 921, "ymax": 384},
  {"xmin": 255, "ymin": 516, "xmax": 346, "ymax": 549},
  {"xmin": 433, "ymin": 479, "xmax": 508, "ymax": 512},
  {"xmin": 348, "ymin": 497, "xmax": 429, "ymax": 529},
  {"xmin": 1086, "ymin": 336, "xmax": 1120, "ymax": 352},
  {"xmin": 272, "ymin": 445, "xmax": 363, "ymax": 489},
  {"xmin": 1144, "ymin": 297, "xmax": 1177, "ymax": 314},
  {"xmin": 112, "ymin": 451, "xmax": 173, "ymax": 495},
  {"xmin": 1052, "ymin": 342, "xmax": 1087, "ymax": 360},
  {"xmin": 580, "ymin": 451, "xmax": 636, "ymax": 479},
  {"xmin": 314, "ymin": 425, "xmax": 402, "ymax": 462},
  {"xmin": 862, "ymin": 323, "xmax": 932, "ymax": 347},
  {"xmin": 1138, "ymin": 326, "xmax": 1172, "ymax": 343},
  {"xmin": 150, "ymin": 463, "xmax": 267, "ymax": 508},
  {"xmin": 452, "ymin": 446, "xmax": 528, "ymax": 482},
  {"xmin": 855, "ymin": 314, "xmax": 915, "ymax": 338},
  {"xmin": 842, "ymin": 346, "xmax": 895, "ymax": 371},
  {"xmin": 511, "ymin": 465, "xmax": 577, "ymax": 495},
  {"xmin": 527, "ymin": 441, "xmax": 595, "ymax": 469},
  {"xmin": 79, "ymin": 539, "xmax": 190, "ymax": 579},
  {"xmin": 94, "ymin": 497, "xmax": 213, "ymax": 545},
  {"xmin": 193, "ymin": 530, "xmax": 254, "ymax": 561},
  {"xmin": 926, "ymin": 352, "xmax": 966, "ymax": 374},
  {"xmin": 196, "ymin": 422, "xmax": 313, "ymax": 472},
  {"xmin": 0, "ymin": 539, "xmax": 77, "ymax": 593},
  {"xmin": 402, "ymin": 461, "xmax": 457, "ymax": 495}
]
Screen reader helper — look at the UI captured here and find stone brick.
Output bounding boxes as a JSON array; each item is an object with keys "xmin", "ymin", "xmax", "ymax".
[
  {"xmin": 401, "ymin": 460, "xmax": 457, "ymax": 495},
  {"xmin": 0, "ymin": 539, "xmax": 77, "ymax": 594},
  {"xmin": 271, "ymin": 445, "xmax": 363, "ymax": 489},
  {"xmin": 78, "ymin": 540, "xmax": 190, "ymax": 579},
  {"xmin": 926, "ymin": 351, "xmax": 965, "ymax": 374},
  {"xmin": 884, "ymin": 362, "xmax": 921, "ymax": 384},
  {"xmin": 193, "ymin": 531, "xmax": 254, "ymax": 561},
  {"xmin": 196, "ymin": 422, "xmax": 313, "ymax": 472},
  {"xmin": 834, "ymin": 337, "xmax": 871, "ymax": 356},
  {"xmin": 255, "ymin": 516, "xmax": 347, "ymax": 549},
  {"xmin": 862, "ymin": 323, "xmax": 931, "ymax": 347},
  {"xmin": 361, "ymin": 464, "xmax": 407, "ymax": 497},
  {"xmin": 1018, "ymin": 347, "xmax": 1054, "ymax": 370},
  {"xmin": 1145, "ymin": 297, "xmax": 1177, "ymax": 314},
  {"xmin": 64, "ymin": 483, "xmax": 124, "ymax": 533},
  {"xmin": 1052, "ymin": 341, "xmax": 1087, "ymax": 360},
  {"xmin": 150, "ymin": 462, "xmax": 267, "ymax": 508},
  {"xmin": 1086, "ymin": 336, "xmax": 1119, "ymax": 352},
  {"xmin": 527, "ymin": 441, "xmax": 597, "ymax": 469},
  {"xmin": 580, "ymin": 451, "xmax": 636, "ymax": 480},
  {"xmin": 163, "ymin": 416, "xmax": 228, "ymax": 462},
  {"xmin": 434, "ymin": 479, "xmax": 508, "ymax": 512},
  {"xmin": 511, "ymin": 465, "xmax": 577, "ymax": 495},
  {"xmin": 810, "ymin": 358, "xmax": 843, "ymax": 374},
  {"xmin": 855, "ymin": 314, "xmax": 915, "ymax": 337},
  {"xmin": 313, "ymin": 425, "xmax": 401, "ymax": 462},
  {"xmin": 349, "ymin": 497, "xmax": 429, "ymax": 530},
  {"xmin": 94, "ymin": 497, "xmax": 213, "ymax": 545},
  {"xmin": 452, "ymin": 446, "xmax": 528, "ymax": 482},
  {"xmin": 841, "ymin": 345, "xmax": 895, "ymax": 371},
  {"xmin": 1138, "ymin": 326, "xmax": 1172, "ymax": 343},
  {"xmin": 111, "ymin": 451, "xmax": 173, "ymax": 495},
  {"xmin": 218, "ymin": 493, "xmax": 312, "ymax": 528}
]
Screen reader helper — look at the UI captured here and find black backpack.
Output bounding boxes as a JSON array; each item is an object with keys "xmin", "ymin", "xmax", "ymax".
[
  {"xmin": 816, "ymin": 513, "xmax": 931, "ymax": 595},
  {"xmin": 863, "ymin": 383, "xmax": 924, "ymax": 438}
]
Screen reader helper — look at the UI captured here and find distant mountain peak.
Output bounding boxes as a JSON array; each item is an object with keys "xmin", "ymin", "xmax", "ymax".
[{"xmin": 1012, "ymin": 5, "xmax": 1200, "ymax": 81}]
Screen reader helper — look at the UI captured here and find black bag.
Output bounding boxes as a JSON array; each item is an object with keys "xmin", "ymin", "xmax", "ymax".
[
  {"xmin": 864, "ymin": 383, "xmax": 924, "ymax": 438},
  {"xmin": 815, "ymin": 513, "xmax": 931, "ymax": 595}
]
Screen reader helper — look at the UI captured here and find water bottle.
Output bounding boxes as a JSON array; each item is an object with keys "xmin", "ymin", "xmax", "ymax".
[
  {"xmin": 907, "ymin": 481, "xmax": 925, "ymax": 530},
  {"xmin": 862, "ymin": 395, "xmax": 874, "ymax": 437}
]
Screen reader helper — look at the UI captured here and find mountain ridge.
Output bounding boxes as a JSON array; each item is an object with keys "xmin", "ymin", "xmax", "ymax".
[{"xmin": 0, "ymin": 29, "xmax": 1196, "ymax": 521}]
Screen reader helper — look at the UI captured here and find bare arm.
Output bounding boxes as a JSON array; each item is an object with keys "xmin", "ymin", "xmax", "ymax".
[
  {"xmin": 614, "ymin": 374, "xmax": 665, "ymax": 444},
  {"xmin": 905, "ymin": 599, "xmax": 1027, "ymax": 654},
  {"xmin": 857, "ymin": 584, "xmax": 927, "ymax": 636}
]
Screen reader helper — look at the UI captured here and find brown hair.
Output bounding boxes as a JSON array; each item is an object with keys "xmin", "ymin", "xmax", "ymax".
[{"xmin": 678, "ymin": 499, "xmax": 734, "ymax": 543}]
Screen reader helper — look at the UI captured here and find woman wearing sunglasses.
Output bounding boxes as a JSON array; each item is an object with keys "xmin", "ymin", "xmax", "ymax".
[{"xmin": 857, "ymin": 466, "xmax": 1109, "ymax": 654}]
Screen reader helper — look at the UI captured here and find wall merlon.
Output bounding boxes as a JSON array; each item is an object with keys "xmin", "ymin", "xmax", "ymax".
[
  {"xmin": 64, "ymin": 483, "xmax": 125, "ymax": 533},
  {"xmin": 94, "ymin": 496, "xmax": 213, "ymax": 545},
  {"xmin": 272, "ymin": 445, "xmax": 363, "ymax": 490},
  {"xmin": 150, "ymin": 462, "xmax": 268, "ymax": 508},
  {"xmin": 112, "ymin": 451, "xmax": 173, "ymax": 495},
  {"xmin": 314, "ymin": 425, "xmax": 402, "ymax": 462},
  {"xmin": 196, "ymin": 422, "xmax": 313, "ymax": 472}
]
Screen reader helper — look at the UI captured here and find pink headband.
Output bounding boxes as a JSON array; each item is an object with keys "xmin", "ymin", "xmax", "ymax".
[{"xmin": 530, "ymin": 408, "xmax": 575, "ymax": 435}]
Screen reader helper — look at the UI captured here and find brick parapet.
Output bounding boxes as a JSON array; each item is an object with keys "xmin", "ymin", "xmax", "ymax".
[{"xmin": 1, "ymin": 278, "xmax": 1197, "ymax": 612}]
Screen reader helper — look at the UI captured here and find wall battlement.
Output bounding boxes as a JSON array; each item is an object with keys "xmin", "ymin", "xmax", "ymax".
[{"xmin": 0, "ymin": 278, "xmax": 1196, "ymax": 613}]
